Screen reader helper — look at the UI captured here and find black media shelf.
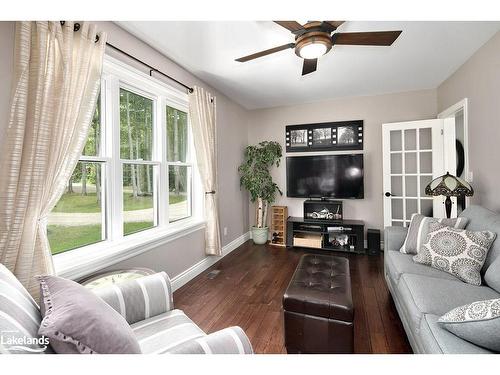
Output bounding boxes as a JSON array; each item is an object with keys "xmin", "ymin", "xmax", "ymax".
[
  {"xmin": 286, "ymin": 216, "xmax": 365, "ymax": 254},
  {"xmin": 293, "ymin": 229, "xmax": 325, "ymax": 234}
]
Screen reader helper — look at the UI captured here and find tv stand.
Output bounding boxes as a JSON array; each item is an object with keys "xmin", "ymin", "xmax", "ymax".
[{"xmin": 286, "ymin": 216, "xmax": 365, "ymax": 254}]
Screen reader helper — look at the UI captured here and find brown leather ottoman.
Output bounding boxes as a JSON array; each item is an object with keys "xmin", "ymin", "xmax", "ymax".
[{"xmin": 283, "ymin": 254, "xmax": 354, "ymax": 353}]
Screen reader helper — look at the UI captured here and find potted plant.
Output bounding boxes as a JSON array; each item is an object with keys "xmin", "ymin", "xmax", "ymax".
[{"xmin": 238, "ymin": 141, "xmax": 283, "ymax": 244}]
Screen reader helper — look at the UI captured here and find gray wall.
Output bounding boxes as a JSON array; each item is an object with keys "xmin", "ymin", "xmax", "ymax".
[
  {"xmin": 437, "ymin": 31, "xmax": 500, "ymax": 212},
  {"xmin": 0, "ymin": 21, "xmax": 250, "ymax": 280},
  {"xmin": 247, "ymin": 89, "xmax": 438, "ymax": 232}
]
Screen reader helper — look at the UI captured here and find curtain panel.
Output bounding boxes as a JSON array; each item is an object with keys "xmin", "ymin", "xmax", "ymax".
[
  {"xmin": 0, "ymin": 21, "xmax": 107, "ymax": 297},
  {"xmin": 189, "ymin": 86, "xmax": 222, "ymax": 256}
]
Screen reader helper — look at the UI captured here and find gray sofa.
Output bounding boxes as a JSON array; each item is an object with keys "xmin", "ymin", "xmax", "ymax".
[
  {"xmin": 0, "ymin": 265, "xmax": 253, "ymax": 354},
  {"xmin": 384, "ymin": 205, "xmax": 500, "ymax": 354}
]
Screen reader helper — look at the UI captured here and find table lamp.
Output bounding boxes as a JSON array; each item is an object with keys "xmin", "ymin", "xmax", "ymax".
[{"xmin": 425, "ymin": 172, "xmax": 474, "ymax": 218}]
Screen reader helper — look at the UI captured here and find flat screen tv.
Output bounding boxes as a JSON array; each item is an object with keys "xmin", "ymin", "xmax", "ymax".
[{"xmin": 286, "ymin": 154, "xmax": 364, "ymax": 199}]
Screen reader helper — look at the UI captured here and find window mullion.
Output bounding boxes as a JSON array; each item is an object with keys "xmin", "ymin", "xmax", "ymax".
[
  {"xmin": 98, "ymin": 78, "xmax": 107, "ymax": 244},
  {"xmin": 187, "ymin": 112, "xmax": 202, "ymax": 222},
  {"xmin": 107, "ymin": 76, "xmax": 124, "ymax": 240},
  {"xmin": 158, "ymin": 96, "xmax": 168, "ymax": 226},
  {"xmin": 151, "ymin": 95, "xmax": 159, "ymax": 228}
]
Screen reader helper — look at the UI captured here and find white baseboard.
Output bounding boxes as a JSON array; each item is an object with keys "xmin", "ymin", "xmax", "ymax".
[{"xmin": 171, "ymin": 231, "xmax": 251, "ymax": 291}]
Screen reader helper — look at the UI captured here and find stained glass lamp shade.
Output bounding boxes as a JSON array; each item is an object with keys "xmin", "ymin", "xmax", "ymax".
[{"xmin": 425, "ymin": 172, "xmax": 474, "ymax": 218}]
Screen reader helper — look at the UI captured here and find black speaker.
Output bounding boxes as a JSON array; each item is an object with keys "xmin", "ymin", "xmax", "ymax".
[{"xmin": 367, "ymin": 229, "xmax": 381, "ymax": 256}]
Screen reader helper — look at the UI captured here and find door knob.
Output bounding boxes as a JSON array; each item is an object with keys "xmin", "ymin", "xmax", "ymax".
[{"xmin": 385, "ymin": 192, "xmax": 392, "ymax": 197}]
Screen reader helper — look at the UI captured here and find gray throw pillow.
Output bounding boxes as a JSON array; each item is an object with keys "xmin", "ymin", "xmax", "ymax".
[
  {"xmin": 413, "ymin": 222, "xmax": 496, "ymax": 285},
  {"xmin": 38, "ymin": 275, "xmax": 141, "ymax": 354},
  {"xmin": 400, "ymin": 213, "xmax": 468, "ymax": 254},
  {"xmin": 439, "ymin": 298, "xmax": 500, "ymax": 352}
]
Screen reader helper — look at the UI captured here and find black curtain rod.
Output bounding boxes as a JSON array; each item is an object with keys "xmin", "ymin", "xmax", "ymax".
[
  {"xmin": 60, "ymin": 21, "xmax": 194, "ymax": 93},
  {"xmin": 106, "ymin": 42, "xmax": 194, "ymax": 93}
]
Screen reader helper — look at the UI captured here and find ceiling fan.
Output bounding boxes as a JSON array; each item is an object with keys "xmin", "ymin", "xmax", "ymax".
[{"xmin": 235, "ymin": 21, "xmax": 402, "ymax": 76}]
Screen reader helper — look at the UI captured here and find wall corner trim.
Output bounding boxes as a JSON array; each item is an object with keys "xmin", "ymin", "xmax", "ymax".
[{"xmin": 171, "ymin": 231, "xmax": 251, "ymax": 291}]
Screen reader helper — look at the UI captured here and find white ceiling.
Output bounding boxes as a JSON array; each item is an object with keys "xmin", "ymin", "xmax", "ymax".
[{"xmin": 117, "ymin": 21, "xmax": 500, "ymax": 110}]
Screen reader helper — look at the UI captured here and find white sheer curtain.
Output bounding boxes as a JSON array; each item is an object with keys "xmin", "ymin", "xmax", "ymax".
[
  {"xmin": 0, "ymin": 22, "xmax": 107, "ymax": 297},
  {"xmin": 189, "ymin": 86, "xmax": 222, "ymax": 256}
]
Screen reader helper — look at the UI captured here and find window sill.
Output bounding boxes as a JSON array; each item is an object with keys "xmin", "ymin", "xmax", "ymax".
[{"xmin": 54, "ymin": 218, "xmax": 206, "ymax": 281}]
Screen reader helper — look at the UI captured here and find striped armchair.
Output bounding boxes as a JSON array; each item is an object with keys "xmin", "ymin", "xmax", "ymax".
[
  {"xmin": 94, "ymin": 272, "xmax": 253, "ymax": 354},
  {"xmin": 0, "ymin": 264, "xmax": 253, "ymax": 354}
]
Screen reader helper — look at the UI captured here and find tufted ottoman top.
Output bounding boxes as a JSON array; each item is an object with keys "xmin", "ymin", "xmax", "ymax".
[{"xmin": 283, "ymin": 254, "xmax": 353, "ymax": 322}]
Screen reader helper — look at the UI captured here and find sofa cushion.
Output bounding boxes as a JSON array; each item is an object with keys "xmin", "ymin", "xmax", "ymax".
[
  {"xmin": 38, "ymin": 275, "xmax": 141, "ymax": 354},
  {"xmin": 419, "ymin": 314, "xmax": 492, "ymax": 354},
  {"xmin": 439, "ymin": 298, "xmax": 500, "ymax": 352},
  {"xmin": 384, "ymin": 226, "xmax": 409, "ymax": 251},
  {"xmin": 396, "ymin": 274, "xmax": 500, "ymax": 332},
  {"xmin": 385, "ymin": 250, "xmax": 459, "ymax": 284},
  {"xmin": 484, "ymin": 257, "xmax": 500, "ymax": 294},
  {"xmin": 0, "ymin": 264, "xmax": 49, "ymax": 354},
  {"xmin": 460, "ymin": 205, "xmax": 500, "ymax": 272},
  {"xmin": 131, "ymin": 309, "xmax": 206, "ymax": 354},
  {"xmin": 400, "ymin": 213, "xmax": 468, "ymax": 254},
  {"xmin": 413, "ymin": 222, "xmax": 496, "ymax": 285}
]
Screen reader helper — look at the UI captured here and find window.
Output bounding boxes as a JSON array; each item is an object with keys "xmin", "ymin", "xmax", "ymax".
[
  {"xmin": 48, "ymin": 57, "xmax": 199, "ymax": 256},
  {"xmin": 48, "ymin": 97, "xmax": 107, "ymax": 254},
  {"xmin": 167, "ymin": 106, "xmax": 192, "ymax": 222},
  {"xmin": 120, "ymin": 88, "xmax": 157, "ymax": 235}
]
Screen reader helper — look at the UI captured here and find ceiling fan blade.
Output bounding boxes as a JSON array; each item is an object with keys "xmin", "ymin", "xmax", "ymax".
[
  {"xmin": 302, "ymin": 58, "xmax": 317, "ymax": 76},
  {"xmin": 325, "ymin": 21, "xmax": 345, "ymax": 29},
  {"xmin": 274, "ymin": 21, "xmax": 305, "ymax": 33},
  {"xmin": 333, "ymin": 31, "xmax": 402, "ymax": 46},
  {"xmin": 235, "ymin": 43, "xmax": 295, "ymax": 62}
]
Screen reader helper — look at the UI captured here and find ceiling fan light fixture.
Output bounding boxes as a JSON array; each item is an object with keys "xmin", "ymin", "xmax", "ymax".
[
  {"xmin": 299, "ymin": 42, "xmax": 328, "ymax": 59},
  {"xmin": 295, "ymin": 32, "xmax": 332, "ymax": 60}
]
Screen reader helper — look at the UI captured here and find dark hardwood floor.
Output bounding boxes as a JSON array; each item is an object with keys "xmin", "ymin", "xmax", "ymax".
[{"xmin": 173, "ymin": 241, "xmax": 412, "ymax": 354}]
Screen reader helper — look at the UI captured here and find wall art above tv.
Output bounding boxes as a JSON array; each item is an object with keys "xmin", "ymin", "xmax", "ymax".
[{"xmin": 285, "ymin": 120, "xmax": 363, "ymax": 152}]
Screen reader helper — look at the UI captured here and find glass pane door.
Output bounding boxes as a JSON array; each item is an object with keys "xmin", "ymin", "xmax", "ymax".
[{"xmin": 383, "ymin": 120, "xmax": 445, "ymax": 227}]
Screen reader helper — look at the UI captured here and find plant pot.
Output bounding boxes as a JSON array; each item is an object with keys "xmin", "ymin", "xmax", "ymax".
[{"xmin": 251, "ymin": 226, "xmax": 269, "ymax": 245}]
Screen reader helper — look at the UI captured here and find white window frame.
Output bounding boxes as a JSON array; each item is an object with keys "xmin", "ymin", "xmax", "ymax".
[{"xmin": 53, "ymin": 55, "xmax": 204, "ymax": 281}]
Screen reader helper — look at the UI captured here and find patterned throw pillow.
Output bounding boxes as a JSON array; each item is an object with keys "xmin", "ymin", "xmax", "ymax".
[
  {"xmin": 400, "ymin": 213, "xmax": 468, "ymax": 254},
  {"xmin": 413, "ymin": 222, "xmax": 496, "ymax": 285},
  {"xmin": 439, "ymin": 298, "xmax": 500, "ymax": 352}
]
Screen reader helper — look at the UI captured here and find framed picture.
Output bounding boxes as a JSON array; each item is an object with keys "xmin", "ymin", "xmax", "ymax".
[
  {"xmin": 289, "ymin": 129, "xmax": 308, "ymax": 148},
  {"xmin": 312, "ymin": 127, "xmax": 332, "ymax": 146},
  {"xmin": 337, "ymin": 125, "xmax": 357, "ymax": 145},
  {"xmin": 286, "ymin": 120, "xmax": 363, "ymax": 152}
]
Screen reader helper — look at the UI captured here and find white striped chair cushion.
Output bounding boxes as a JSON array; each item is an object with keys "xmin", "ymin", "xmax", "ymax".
[
  {"xmin": 167, "ymin": 326, "xmax": 254, "ymax": 354},
  {"xmin": 131, "ymin": 309, "xmax": 206, "ymax": 354},
  {"xmin": 94, "ymin": 271, "xmax": 173, "ymax": 325},
  {"xmin": 0, "ymin": 263, "xmax": 48, "ymax": 354}
]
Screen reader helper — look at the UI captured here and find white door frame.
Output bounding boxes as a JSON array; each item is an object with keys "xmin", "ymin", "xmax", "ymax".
[
  {"xmin": 438, "ymin": 98, "xmax": 470, "ymax": 209},
  {"xmin": 438, "ymin": 98, "xmax": 470, "ymax": 181}
]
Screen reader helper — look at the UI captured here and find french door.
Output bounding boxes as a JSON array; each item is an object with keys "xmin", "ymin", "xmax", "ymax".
[{"xmin": 382, "ymin": 119, "xmax": 453, "ymax": 227}]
